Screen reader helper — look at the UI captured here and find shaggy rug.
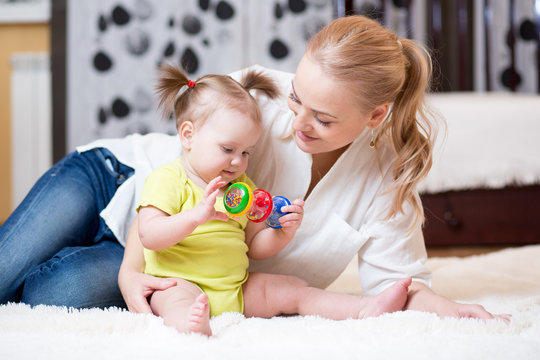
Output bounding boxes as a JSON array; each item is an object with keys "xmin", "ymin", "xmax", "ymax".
[{"xmin": 1, "ymin": 245, "xmax": 539, "ymax": 360}]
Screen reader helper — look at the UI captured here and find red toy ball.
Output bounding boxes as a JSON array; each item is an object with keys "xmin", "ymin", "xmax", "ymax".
[{"xmin": 246, "ymin": 189, "xmax": 273, "ymax": 222}]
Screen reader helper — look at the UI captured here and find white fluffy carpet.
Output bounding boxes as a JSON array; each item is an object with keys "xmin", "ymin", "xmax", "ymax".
[{"xmin": 1, "ymin": 245, "xmax": 540, "ymax": 360}]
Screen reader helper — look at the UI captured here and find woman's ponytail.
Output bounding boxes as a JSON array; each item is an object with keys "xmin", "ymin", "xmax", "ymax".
[{"xmin": 379, "ymin": 39, "xmax": 436, "ymax": 225}]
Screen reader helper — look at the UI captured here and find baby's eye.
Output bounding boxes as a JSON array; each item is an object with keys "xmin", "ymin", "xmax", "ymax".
[
  {"xmin": 221, "ymin": 146, "xmax": 233, "ymax": 153},
  {"xmin": 242, "ymin": 151, "xmax": 250, "ymax": 157}
]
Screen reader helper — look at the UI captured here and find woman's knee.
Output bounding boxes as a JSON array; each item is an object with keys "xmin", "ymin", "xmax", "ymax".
[{"xmin": 20, "ymin": 241, "xmax": 125, "ymax": 308}]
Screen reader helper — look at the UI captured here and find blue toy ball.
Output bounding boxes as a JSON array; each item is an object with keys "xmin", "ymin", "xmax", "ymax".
[{"xmin": 265, "ymin": 196, "xmax": 291, "ymax": 229}]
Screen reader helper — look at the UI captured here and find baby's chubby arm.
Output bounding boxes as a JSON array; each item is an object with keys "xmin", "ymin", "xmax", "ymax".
[
  {"xmin": 138, "ymin": 176, "xmax": 229, "ymax": 251},
  {"xmin": 245, "ymin": 199, "xmax": 305, "ymax": 260}
]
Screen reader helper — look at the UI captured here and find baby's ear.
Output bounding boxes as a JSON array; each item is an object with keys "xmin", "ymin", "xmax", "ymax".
[{"xmin": 179, "ymin": 121, "xmax": 194, "ymax": 150}]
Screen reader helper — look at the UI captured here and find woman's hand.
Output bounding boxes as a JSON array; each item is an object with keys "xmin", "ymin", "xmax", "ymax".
[
  {"xmin": 278, "ymin": 199, "xmax": 305, "ymax": 237},
  {"xmin": 118, "ymin": 213, "xmax": 176, "ymax": 313},
  {"xmin": 118, "ymin": 266, "xmax": 176, "ymax": 314}
]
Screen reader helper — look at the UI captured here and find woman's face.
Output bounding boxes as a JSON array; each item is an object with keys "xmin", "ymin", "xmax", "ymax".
[{"xmin": 288, "ymin": 55, "xmax": 384, "ymax": 155}]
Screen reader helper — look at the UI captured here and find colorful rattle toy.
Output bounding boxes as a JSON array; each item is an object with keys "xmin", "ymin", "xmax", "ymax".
[{"xmin": 223, "ymin": 182, "xmax": 290, "ymax": 229}]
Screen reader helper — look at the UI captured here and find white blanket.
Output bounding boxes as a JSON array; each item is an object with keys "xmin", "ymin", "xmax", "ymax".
[{"xmin": 1, "ymin": 245, "xmax": 539, "ymax": 359}]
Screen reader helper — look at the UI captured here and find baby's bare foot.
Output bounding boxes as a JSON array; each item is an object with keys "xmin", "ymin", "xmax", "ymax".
[
  {"xmin": 188, "ymin": 293, "xmax": 212, "ymax": 336},
  {"xmin": 358, "ymin": 277, "xmax": 412, "ymax": 319}
]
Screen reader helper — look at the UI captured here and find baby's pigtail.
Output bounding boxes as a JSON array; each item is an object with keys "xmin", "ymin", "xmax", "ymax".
[
  {"xmin": 154, "ymin": 64, "xmax": 191, "ymax": 120},
  {"xmin": 240, "ymin": 70, "xmax": 280, "ymax": 100}
]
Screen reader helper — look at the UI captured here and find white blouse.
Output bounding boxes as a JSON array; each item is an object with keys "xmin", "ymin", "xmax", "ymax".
[{"xmin": 78, "ymin": 66, "xmax": 431, "ymax": 296}]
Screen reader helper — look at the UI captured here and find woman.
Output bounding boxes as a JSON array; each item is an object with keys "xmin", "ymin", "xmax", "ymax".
[{"xmin": 0, "ymin": 16, "xmax": 506, "ymax": 321}]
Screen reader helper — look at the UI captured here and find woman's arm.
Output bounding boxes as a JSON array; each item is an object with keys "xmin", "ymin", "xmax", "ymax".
[
  {"xmin": 405, "ymin": 282, "xmax": 511, "ymax": 322},
  {"xmin": 118, "ymin": 214, "xmax": 176, "ymax": 313}
]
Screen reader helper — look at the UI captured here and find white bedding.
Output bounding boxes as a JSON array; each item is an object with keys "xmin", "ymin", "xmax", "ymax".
[{"xmin": 419, "ymin": 92, "xmax": 540, "ymax": 193}]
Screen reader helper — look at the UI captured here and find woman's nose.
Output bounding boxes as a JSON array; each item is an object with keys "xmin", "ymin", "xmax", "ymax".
[{"xmin": 292, "ymin": 110, "xmax": 313, "ymax": 131}]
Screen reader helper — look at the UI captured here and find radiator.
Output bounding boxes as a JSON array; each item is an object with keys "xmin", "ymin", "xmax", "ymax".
[{"xmin": 10, "ymin": 53, "xmax": 52, "ymax": 208}]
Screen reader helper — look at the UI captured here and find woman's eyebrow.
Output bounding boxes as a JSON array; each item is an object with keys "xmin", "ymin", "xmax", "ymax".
[
  {"xmin": 290, "ymin": 80, "xmax": 300, "ymax": 100},
  {"xmin": 291, "ymin": 80, "xmax": 337, "ymax": 119}
]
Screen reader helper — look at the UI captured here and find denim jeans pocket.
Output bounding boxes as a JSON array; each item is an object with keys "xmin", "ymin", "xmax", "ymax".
[{"xmin": 93, "ymin": 148, "xmax": 134, "ymax": 186}]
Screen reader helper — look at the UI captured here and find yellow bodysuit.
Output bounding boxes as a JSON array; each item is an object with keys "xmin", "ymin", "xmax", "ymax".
[{"xmin": 138, "ymin": 158, "xmax": 255, "ymax": 316}]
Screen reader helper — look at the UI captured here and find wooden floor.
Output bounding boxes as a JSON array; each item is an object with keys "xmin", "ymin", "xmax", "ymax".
[{"xmin": 426, "ymin": 246, "xmax": 509, "ymax": 258}]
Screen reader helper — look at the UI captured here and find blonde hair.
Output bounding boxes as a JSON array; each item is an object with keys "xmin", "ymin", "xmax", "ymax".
[
  {"xmin": 154, "ymin": 64, "xmax": 279, "ymax": 130},
  {"xmin": 306, "ymin": 15, "xmax": 437, "ymax": 224}
]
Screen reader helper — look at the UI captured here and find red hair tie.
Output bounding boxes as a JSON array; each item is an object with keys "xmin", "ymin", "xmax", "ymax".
[{"xmin": 187, "ymin": 80, "xmax": 195, "ymax": 88}]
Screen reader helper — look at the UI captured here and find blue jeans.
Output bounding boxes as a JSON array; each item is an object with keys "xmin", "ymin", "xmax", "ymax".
[{"xmin": 0, "ymin": 148, "xmax": 134, "ymax": 308}]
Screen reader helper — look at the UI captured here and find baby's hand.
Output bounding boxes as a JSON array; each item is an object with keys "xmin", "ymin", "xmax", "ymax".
[
  {"xmin": 277, "ymin": 199, "xmax": 305, "ymax": 235},
  {"xmin": 194, "ymin": 176, "xmax": 229, "ymax": 224}
]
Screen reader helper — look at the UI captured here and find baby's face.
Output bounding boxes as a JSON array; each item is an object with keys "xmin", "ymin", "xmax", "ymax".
[{"xmin": 185, "ymin": 108, "xmax": 261, "ymax": 185}]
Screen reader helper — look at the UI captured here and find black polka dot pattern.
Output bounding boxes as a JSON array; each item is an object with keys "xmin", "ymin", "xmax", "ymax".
[
  {"xmin": 182, "ymin": 15, "xmax": 202, "ymax": 35},
  {"xmin": 267, "ymin": 0, "xmax": 313, "ymax": 61},
  {"xmin": 519, "ymin": 19, "xmax": 537, "ymax": 41},
  {"xmin": 199, "ymin": 0, "xmax": 210, "ymax": 11},
  {"xmin": 392, "ymin": 0, "xmax": 407, "ymax": 8},
  {"xmin": 93, "ymin": 52, "xmax": 113, "ymax": 72},
  {"xmin": 68, "ymin": 0, "xmax": 333, "ymax": 147},
  {"xmin": 98, "ymin": 15, "xmax": 108, "ymax": 32},
  {"xmin": 288, "ymin": 0, "xmax": 307, "ymax": 14},
  {"xmin": 112, "ymin": 98, "xmax": 130, "ymax": 118},
  {"xmin": 270, "ymin": 39, "xmax": 289, "ymax": 59},
  {"xmin": 216, "ymin": 1, "xmax": 235, "ymax": 20},
  {"xmin": 125, "ymin": 28, "xmax": 151, "ymax": 56},
  {"xmin": 112, "ymin": 6, "xmax": 130, "ymax": 26},
  {"xmin": 501, "ymin": 67, "xmax": 522, "ymax": 89},
  {"xmin": 181, "ymin": 47, "xmax": 199, "ymax": 74}
]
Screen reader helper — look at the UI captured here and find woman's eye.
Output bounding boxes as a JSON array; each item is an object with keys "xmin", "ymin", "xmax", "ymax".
[
  {"xmin": 315, "ymin": 115, "xmax": 331, "ymax": 127},
  {"xmin": 288, "ymin": 92, "xmax": 300, "ymax": 104}
]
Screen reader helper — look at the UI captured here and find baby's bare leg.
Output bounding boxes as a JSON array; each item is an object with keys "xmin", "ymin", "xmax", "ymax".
[
  {"xmin": 243, "ymin": 273, "xmax": 411, "ymax": 320},
  {"xmin": 150, "ymin": 278, "xmax": 212, "ymax": 336}
]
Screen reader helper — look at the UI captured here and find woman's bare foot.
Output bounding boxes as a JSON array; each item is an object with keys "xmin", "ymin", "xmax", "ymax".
[
  {"xmin": 357, "ymin": 277, "xmax": 412, "ymax": 319},
  {"xmin": 187, "ymin": 293, "xmax": 212, "ymax": 336}
]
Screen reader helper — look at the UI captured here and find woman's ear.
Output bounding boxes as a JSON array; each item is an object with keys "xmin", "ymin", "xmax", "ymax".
[
  {"xmin": 367, "ymin": 103, "xmax": 389, "ymax": 128},
  {"xmin": 179, "ymin": 121, "xmax": 194, "ymax": 150}
]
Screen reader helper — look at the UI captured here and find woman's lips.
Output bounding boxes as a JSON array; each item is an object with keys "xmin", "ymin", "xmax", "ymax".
[{"xmin": 296, "ymin": 131, "xmax": 317, "ymax": 142}]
